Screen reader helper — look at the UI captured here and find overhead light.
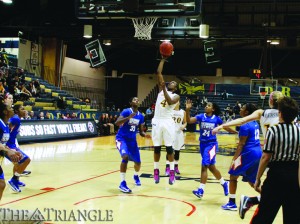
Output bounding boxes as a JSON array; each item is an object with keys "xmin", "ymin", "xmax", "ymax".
[
  {"xmin": 103, "ymin": 40, "xmax": 111, "ymax": 46},
  {"xmin": 2, "ymin": 0, "xmax": 13, "ymax": 4},
  {"xmin": 270, "ymin": 39, "xmax": 280, "ymax": 45},
  {"xmin": 83, "ymin": 25, "xmax": 92, "ymax": 38},
  {"xmin": 159, "ymin": 39, "xmax": 171, "ymax": 42},
  {"xmin": 199, "ymin": 24, "xmax": 209, "ymax": 39}
]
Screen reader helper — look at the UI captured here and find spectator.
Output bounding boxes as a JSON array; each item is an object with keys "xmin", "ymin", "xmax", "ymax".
[
  {"xmin": 45, "ymin": 111, "xmax": 51, "ymax": 119},
  {"xmin": 222, "ymin": 90, "xmax": 228, "ymax": 100},
  {"xmin": 99, "ymin": 113, "xmax": 110, "ymax": 136},
  {"xmin": 29, "ymin": 111, "xmax": 36, "ymax": 120},
  {"xmin": 71, "ymin": 112, "xmax": 77, "ymax": 119},
  {"xmin": 146, "ymin": 107, "xmax": 153, "ymax": 120},
  {"xmin": 233, "ymin": 101, "xmax": 241, "ymax": 115},
  {"xmin": 56, "ymin": 96, "xmax": 66, "ymax": 109},
  {"xmin": 24, "ymin": 110, "xmax": 31, "ymax": 120},
  {"xmin": 37, "ymin": 111, "xmax": 45, "ymax": 120}
]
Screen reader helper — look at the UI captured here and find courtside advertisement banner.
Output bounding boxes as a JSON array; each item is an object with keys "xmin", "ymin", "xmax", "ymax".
[{"xmin": 18, "ymin": 119, "xmax": 98, "ymax": 143}]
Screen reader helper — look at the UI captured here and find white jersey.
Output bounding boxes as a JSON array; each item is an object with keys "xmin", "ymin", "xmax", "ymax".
[
  {"xmin": 154, "ymin": 90, "xmax": 178, "ymax": 118},
  {"xmin": 172, "ymin": 109, "xmax": 185, "ymax": 150},
  {"xmin": 260, "ymin": 108, "xmax": 279, "ymax": 137},
  {"xmin": 172, "ymin": 109, "xmax": 185, "ymax": 132}
]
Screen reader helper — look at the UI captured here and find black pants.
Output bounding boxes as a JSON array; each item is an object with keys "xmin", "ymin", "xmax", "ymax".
[{"xmin": 251, "ymin": 162, "xmax": 300, "ymax": 224}]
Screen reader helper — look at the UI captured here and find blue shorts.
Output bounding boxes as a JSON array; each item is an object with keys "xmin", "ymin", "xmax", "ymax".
[
  {"xmin": 116, "ymin": 137, "xmax": 141, "ymax": 163},
  {"xmin": 228, "ymin": 147, "xmax": 262, "ymax": 183},
  {"xmin": 200, "ymin": 141, "xmax": 218, "ymax": 166},
  {"xmin": 0, "ymin": 166, "xmax": 4, "ymax": 180},
  {"xmin": 5, "ymin": 147, "xmax": 30, "ymax": 164}
]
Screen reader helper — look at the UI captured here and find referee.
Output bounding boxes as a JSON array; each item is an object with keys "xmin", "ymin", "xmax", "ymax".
[{"xmin": 252, "ymin": 96, "xmax": 300, "ymax": 224}]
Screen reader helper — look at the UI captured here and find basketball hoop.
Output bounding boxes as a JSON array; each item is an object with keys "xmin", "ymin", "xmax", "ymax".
[
  {"xmin": 131, "ymin": 17, "xmax": 158, "ymax": 40},
  {"xmin": 260, "ymin": 92, "xmax": 266, "ymax": 99}
]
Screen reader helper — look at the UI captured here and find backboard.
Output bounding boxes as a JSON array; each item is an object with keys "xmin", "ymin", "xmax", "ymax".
[
  {"xmin": 76, "ymin": 0, "xmax": 200, "ymax": 19},
  {"xmin": 85, "ymin": 39, "xmax": 106, "ymax": 67}
]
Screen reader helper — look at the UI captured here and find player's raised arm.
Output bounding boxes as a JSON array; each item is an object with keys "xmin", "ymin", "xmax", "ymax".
[
  {"xmin": 212, "ymin": 109, "xmax": 264, "ymax": 134},
  {"xmin": 156, "ymin": 58, "xmax": 166, "ymax": 90},
  {"xmin": 185, "ymin": 99, "xmax": 197, "ymax": 124}
]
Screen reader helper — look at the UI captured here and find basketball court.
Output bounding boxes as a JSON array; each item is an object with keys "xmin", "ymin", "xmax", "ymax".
[{"xmin": 0, "ymin": 133, "xmax": 283, "ymax": 223}]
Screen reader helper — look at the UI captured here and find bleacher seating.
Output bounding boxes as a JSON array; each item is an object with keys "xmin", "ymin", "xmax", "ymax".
[{"xmin": 21, "ymin": 72, "xmax": 91, "ymax": 114}]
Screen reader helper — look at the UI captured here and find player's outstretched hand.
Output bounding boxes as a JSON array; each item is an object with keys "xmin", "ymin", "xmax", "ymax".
[
  {"xmin": 186, "ymin": 99, "xmax": 193, "ymax": 110},
  {"xmin": 212, "ymin": 126, "xmax": 222, "ymax": 135}
]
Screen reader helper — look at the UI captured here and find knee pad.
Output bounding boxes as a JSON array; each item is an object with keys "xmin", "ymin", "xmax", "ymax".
[
  {"xmin": 174, "ymin": 150, "xmax": 180, "ymax": 160},
  {"xmin": 166, "ymin": 146, "xmax": 174, "ymax": 155},
  {"xmin": 154, "ymin": 146, "xmax": 161, "ymax": 154}
]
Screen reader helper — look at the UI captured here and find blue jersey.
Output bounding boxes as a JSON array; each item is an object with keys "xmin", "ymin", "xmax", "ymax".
[
  {"xmin": 0, "ymin": 119, "xmax": 10, "ymax": 145},
  {"xmin": 195, "ymin": 113, "xmax": 223, "ymax": 142},
  {"xmin": 116, "ymin": 108, "xmax": 145, "ymax": 140},
  {"xmin": 6, "ymin": 115, "xmax": 21, "ymax": 148},
  {"xmin": 239, "ymin": 120, "xmax": 261, "ymax": 153}
]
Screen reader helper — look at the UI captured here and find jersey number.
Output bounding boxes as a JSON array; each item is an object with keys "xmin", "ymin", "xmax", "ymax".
[
  {"xmin": 202, "ymin": 130, "xmax": 210, "ymax": 137},
  {"xmin": 130, "ymin": 126, "xmax": 136, "ymax": 132},
  {"xmin": 255, "ymin": 129, "xmax": 260, "ymax": 140},
  {"xmin": 173, "ymin": 117, "xmax": 182, "ymax": 124},
  {"xmin": 160, "ymin": 100, "xmax": 168, "ymax": 107}
]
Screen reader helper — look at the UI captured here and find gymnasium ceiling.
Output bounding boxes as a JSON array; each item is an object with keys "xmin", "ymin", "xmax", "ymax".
[{"xmin": 1, "ymin": 0, "xmax": 300, "ymax": 77}]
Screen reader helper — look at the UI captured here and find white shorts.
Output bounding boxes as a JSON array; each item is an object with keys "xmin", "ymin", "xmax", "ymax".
[
  {"xmin": 151, "ymin": 117, "xmax": 175, "ymax": 147},
  {"xmin": 173, "ymin": 131, "xmax": 185, "ymax": 151}
]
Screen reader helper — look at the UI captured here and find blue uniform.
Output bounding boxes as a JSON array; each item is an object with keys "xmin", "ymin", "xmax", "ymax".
[
  {"xmin": 6, "ymin": 115, "xmax": 29, "ymax": 164},
  {"xmin": 228, "ymin": 120, "xmax": 262, "ymax": 183},
  {"xmin": 116, "ymin": 108, "xmax": 145, "ymax": 163},
  {"xmin": 0, "ymin": 119, "xmax": 10, "ymax": 180},
  {"xmin": 195, "ymin": 114, "xmax": 223, "ymax": 166}
]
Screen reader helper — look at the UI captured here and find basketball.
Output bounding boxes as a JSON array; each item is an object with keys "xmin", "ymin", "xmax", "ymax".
[{"xmin": 159, "ymin": 41, "xmax": 174, "ymax": 57}]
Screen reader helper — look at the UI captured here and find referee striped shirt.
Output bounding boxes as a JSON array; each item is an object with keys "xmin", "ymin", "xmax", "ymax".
[{"xmin": 264, "ymin": 123, "xmax": 300, "ymax": 162}]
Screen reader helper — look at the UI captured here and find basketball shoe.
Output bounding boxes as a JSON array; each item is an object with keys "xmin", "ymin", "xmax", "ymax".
[
  {"xmin": 169, "ymin": 170, "xmax": 175, "ymax": 185},
  {"xmin": 165, "ymin": 167, "xmax": 170, "ymax": 176},
  {"xmin": 21, "ymin": 171, "xmax": 31, "ymax": 176},
  {"xmin": 154, "ymin": 169, "xmax": 160, "ymax": 184},
  {"xmin": 221, "ymin": 201, "xmax": 238, "ymax": 211},
  {"xmin": 119, "ymin": 181, "xmax": 131, "ymax": 193},
  {"xmin": 7, "ymin": 179, "xmax": 21, "ymax": 193},
  {"xmin": 18, "ymin": 181, "xmax": 26, "ymax": 187},
  {"xmin": 133, "ymin": 175, "xmax": 141, "ymax": 186},
  {"xmin": 239, "ymin": 195, "xmax": 252, "ymax": 219},
  {"xmin": 174, "ymin": 165, "xmax": 180, "ymax": 174},
  {"xmin": 192, "ymin": 188, "xmax": 204, "ymax": 198}
]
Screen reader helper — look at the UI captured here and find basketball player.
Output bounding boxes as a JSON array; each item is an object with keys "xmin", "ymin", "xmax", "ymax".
[
  {"xmin": 0, "ymin": 100, "xmax": 23, "ymax": 194},
  {"xmin": 165, "ymin": 101, "xmax": 187, "ymax": 176},
  {"xmin": 221, "ymin": 103, "xmax": 262, "ymax": 211},
  {"xmin": 186, "ymin": 100, "xmax": 237, "ymax": 199},
  {"xmin": 115, "ymin": 97, "xmax": 150, "ymax": 193},
  {"xmin": 152, "ymin": 58, "xmax": 180, "ymax": 185},
  {"xmin": 4, "ymin": 93, "xmax": 31, "ymax": 177},
  {"xmin": 6, "ymin": 105, "xmax": 31, "ymax": 193},
  {"xmin": 212, "ymin": 90, "xmax": 283, "ymax": 219}
]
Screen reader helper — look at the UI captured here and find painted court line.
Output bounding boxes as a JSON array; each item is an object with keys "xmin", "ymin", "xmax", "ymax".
[
  {"xmin": 0, "ymin": 170, "xmax": 119, "ymax": 206},
  {"xmin": 74, "ymin": 194, "xmax": 196, "ymax": 216}
]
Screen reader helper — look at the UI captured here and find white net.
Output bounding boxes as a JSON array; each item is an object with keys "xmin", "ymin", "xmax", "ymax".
[
  {"xmin": 131, "ymin": 17, "xmax": 158, "ymax": 40},
  {"xmin": 260, "ymin": 92, "xmax": 266, "ymax": 99}
]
